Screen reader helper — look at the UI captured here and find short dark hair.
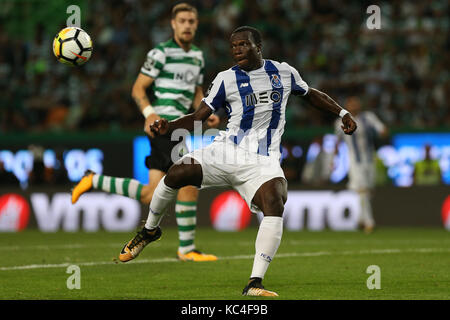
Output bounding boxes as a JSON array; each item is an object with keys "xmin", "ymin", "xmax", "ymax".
[
  {"xmin": 171, "ymin": 3, "xmax": 198, "ymax": 19},
  {"xmin": 231, "ymin": 26, "xmax": 262, "ymax": 46}
]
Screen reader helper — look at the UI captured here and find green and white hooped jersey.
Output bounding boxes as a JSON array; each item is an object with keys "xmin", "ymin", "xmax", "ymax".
[{"xmin": 140, "ymin": 39, "xmax": 204, "ymax": 120}]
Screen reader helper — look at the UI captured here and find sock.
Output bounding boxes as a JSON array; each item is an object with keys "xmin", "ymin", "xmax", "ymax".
[
  {"xmin": 250, "ymin": 216, "xmax": 283, "ymax": 279},
  {"xmin": 92, "ymin": 174, "xmax": 143, "ymax": 200},
  {"xmin": 144, "ymin": 177, "xmax": 178, "ymax": 229},
  {"xmin": 175, "ymin": 201, "xmax": 197, "ymax": 254},
  {"xmin": 359, "ymin": 192, "xmax": 375, "ymax": 227}
]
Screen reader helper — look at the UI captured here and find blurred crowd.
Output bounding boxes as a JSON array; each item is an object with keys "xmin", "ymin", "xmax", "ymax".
[{"xmin": 1, "ymin": 0, "xmax": 449, "ymax": 134}]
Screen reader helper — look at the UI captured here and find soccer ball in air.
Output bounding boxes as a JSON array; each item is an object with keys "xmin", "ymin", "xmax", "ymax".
[{"xmin": 53, "ymin": 27, "xmax": 93, "ymax": 66}]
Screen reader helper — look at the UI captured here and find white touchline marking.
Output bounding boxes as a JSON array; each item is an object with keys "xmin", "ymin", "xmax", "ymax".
[
  {"xmin": 0, "ymin": 248, "xmax": 449, "ymax": 271},
  {"xmin": 0, "ymin": 243, "xmax": 127, "ymax": 251},
  {"xmin": 0, "ymin": 242, "xmax": 162, "ymax": 251},
  {"xmin": 1, "ymin": 238, "xmax": 449, "ymax": 251}
]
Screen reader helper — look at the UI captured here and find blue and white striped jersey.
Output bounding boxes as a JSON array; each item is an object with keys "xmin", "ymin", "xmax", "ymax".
[{"xmin": 202, "ymin": 59, "xmax": 309, "ymax": 158}]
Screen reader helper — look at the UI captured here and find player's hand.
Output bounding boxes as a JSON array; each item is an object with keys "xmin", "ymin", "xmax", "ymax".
[
  {"xmin": 144, "ymin": 113, "xmax": 161, "ymax": 136},
  {"xmin": 149, "ymin": 119, "xmax": 169, "ymax": 138},
  {"xmin": 341, "ymin": 113, "xmax": 357, "ymax": 135},
  {"xmin": 206, "ymin": 114, "xmax": 220, "ymax": 128}
]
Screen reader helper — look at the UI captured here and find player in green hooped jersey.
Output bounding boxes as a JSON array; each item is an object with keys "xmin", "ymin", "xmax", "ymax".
[{"xmin": 71, "ymin": 3, "xmax": 220, "ymax": 262}]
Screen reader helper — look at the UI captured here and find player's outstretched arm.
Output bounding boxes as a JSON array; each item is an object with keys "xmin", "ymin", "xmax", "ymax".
[
  {"xmin": 149, "ymin": 101, "xmax": 212, "ymax": 137},
  {"xmin": 302, "ymin": 88, "xmax": 357, "ymax": 135},
  {"xmin": 193, "ymin": 85, "xmax": 220, "ymax": 128}
]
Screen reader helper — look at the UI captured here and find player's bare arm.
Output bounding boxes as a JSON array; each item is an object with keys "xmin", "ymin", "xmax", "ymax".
[
  {"xmin": 131, "ymin": 73, "xmax": 161, "ymax": 136},
  {"xmin": 149, "ymin": 101, "xmax": 212, "ymax": 137},
  {"xmin": 192, "ymin": 85, "xmax": 220, "ymax": 128},
  {"xmin": 303, "ymin": 87, "xmax": 357, "ymax": 135}
]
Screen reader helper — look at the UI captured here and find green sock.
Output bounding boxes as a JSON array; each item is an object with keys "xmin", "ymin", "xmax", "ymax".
[
  {"xmin": 92, "ymin": 174, "xmax": 143, "ymax": 201},
  {"xmin": 175, "ymin": 200, "xmax": 197, "ymax": 254}
]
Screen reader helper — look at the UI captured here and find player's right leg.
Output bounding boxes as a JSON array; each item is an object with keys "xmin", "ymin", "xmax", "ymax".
[
  {"xmin": 117, "ymin": 170, "xmax": 165, "ymax": 262},
  {"xmin": 119, "ymin": 158, "xmax": 203, "ymax": 263},
  {"xmin": 140, "ymin": 169, "xmax": 165, "ymax": 204}
]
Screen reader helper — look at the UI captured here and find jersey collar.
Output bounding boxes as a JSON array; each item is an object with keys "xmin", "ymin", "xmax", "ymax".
[{"xmin": 234, "ymin": 59, "xmax": 266, "ymax": 73}]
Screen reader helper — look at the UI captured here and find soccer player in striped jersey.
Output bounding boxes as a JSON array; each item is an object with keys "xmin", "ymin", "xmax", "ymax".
[
  {"xmin": 118, "ymin": 26, "xmax": 357, "ymax": 296},
  {"xmin": 71, "ymin": 3, "xmax": 219, "ymax": 262},
  {"xmin": 334, "ymin": 96, "xmax": 388, "ymax": 234}
]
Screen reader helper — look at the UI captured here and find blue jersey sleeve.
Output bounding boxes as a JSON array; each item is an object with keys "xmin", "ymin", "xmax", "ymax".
[
  {"xmin": 202, "ymin": 73, "xmax": 226, "ymax": 111},
  {"xmin": 288, "ymin": 65, "xmax": 309, "ymax": 96}
]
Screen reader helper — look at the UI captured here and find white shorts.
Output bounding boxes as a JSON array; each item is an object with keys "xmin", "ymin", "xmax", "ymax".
[
  {"xmin": 347, "ymin": 162, "xmax": 375, "ymax": 191},
  {"xmin": 180, "ymin": 139, "xmax": 286, "ymax": 213}
]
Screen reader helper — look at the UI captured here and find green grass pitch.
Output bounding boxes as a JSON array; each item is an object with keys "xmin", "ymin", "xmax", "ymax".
[{"xmin": 0, "ymin": 227, "xmax": 449, "ymax": 300}]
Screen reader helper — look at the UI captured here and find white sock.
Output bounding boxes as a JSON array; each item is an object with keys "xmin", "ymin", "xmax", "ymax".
[
  {"xmin": 250, "ymin": 216, "xmax": 283, "ymax": 279},
  {"xmin": 144, "ymin": 177, "xmax": 178, "ymax": 229}
]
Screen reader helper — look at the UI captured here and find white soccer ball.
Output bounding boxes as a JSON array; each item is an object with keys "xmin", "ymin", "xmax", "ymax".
[{"xmin": 53, "ymin": 27, "xmax": 93, "ymax": 66}]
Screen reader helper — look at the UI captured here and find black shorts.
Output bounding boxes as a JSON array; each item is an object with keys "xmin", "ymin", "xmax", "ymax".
[{"xmin": 145, "ymin": 134, "xmax": 189, "ymax": 173}]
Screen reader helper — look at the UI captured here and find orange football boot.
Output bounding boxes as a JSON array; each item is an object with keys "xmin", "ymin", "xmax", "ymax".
[
  {"xmin": 71, "ymin": 170, "xmax": 94, "ymax": 204},
  {"xmin": 242, "ymin": 278, "xmax": 278, "ymax": 297},
  {"xmin": 119, "ymin": 227, "xmax": 162, "ymax": 262},
  {"xmin": 177, "ymin": 250, "xmax": 218, "ymax": 262}
]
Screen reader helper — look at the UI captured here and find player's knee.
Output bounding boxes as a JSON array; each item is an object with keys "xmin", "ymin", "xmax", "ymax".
[
  {"xmin": 254, "ymin": 178, "xmax": 287, "ymax": 217},
  {"xmin": 273, "ymin": 198, "xmax": 285, "ymax": 217},
  {"xmin": 164, "ymin": 166, "xmax": 184, "ymax": 189},
  {"xmin": 261, "ymin": 193, "xmax": 285, "ymax": 217}
]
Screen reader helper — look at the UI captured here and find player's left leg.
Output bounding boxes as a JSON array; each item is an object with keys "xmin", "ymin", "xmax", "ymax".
[
  {"xmin": 242, "ymin": 177, "xmax": 287, "ymax": 297},
  {"xmin": 176, "ymin": 186, "xmax": 218, "ymax": 261}
]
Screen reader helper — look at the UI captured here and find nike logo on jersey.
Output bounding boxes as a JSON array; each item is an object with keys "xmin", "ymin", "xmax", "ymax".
[
  {"xmin": 70, "ymin": 51, "xmax": 87, "ymax": 60},
  {"xmin": 240, "ymin": 83, "xmax": 249, "ymax": 88}
]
